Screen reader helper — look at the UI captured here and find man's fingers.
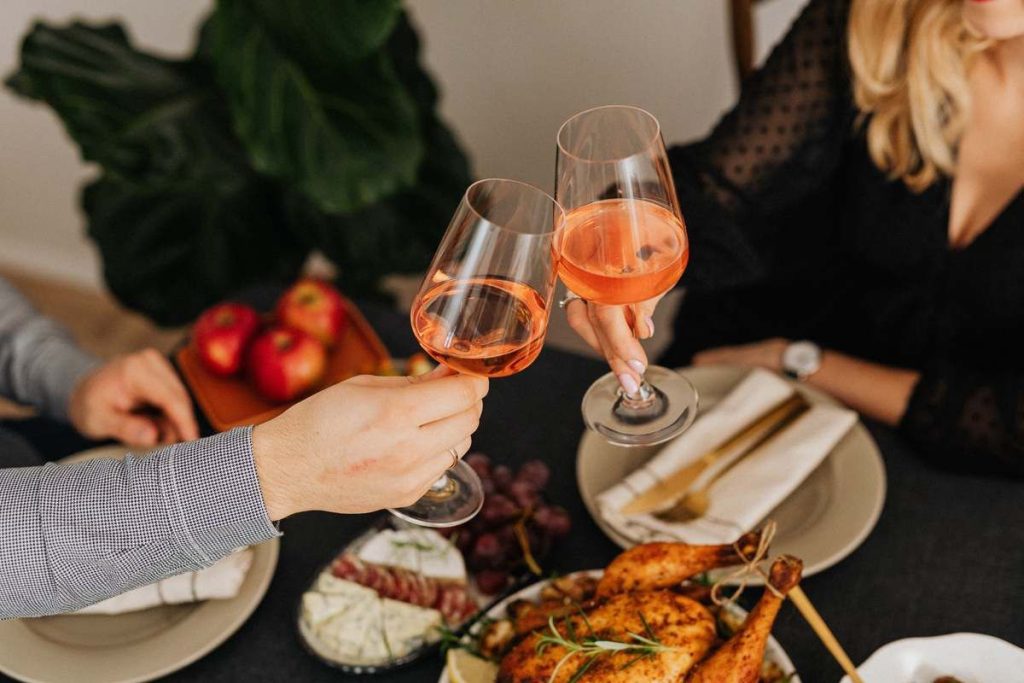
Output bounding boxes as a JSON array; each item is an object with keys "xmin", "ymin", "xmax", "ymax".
[
  {"xmin": 414, "ymin": 436, "xmax": 473, "ymax": 490},
  {"xmin": 112, "ymin": 414, "xmax": 160, "ymax": 447},
  {"xmin": 127, "ymin": 369, "xmax": 199, "ymax": 442},
  {"xmin": 403, "ymin": 373, "xmax": 489, "ymax": 425},
  {"xmin": 417, "ymin": 405, "xmax": 482, "ymax": 456},
  {"xmin": 566, "ymin": 300, "xmax": 602, "ymax": 354}
]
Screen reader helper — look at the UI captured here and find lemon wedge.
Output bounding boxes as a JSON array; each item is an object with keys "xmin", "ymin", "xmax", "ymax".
[{"xmin": 446, "ymin": 648, "xmax": 499, "ymax": 683}]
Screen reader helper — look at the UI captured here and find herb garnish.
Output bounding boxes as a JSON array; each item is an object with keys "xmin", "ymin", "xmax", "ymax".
[{"xmin": 535, "ymin": 611, "xmax": 679, "ymax": 683}]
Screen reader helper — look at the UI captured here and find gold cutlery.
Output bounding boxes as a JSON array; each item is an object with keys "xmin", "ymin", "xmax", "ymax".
[
  {"xmin": 620, "ymin": 393, "xmax": 808, "ymax": 516},
  {"xmin": 654, "ymin": 399, "xmax": 809, "ymax": 523}
]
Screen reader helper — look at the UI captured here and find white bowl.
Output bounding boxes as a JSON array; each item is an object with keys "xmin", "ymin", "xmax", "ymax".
[{"xmin": 841, "ymin": 633, "xmax": 1024, "ymax": 683}]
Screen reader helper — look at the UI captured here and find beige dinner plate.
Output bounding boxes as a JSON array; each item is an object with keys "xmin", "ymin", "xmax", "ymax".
[
  {"xmin": 577, "ymin": 365, "xmax": 887, "ymax": 583},
  {"xmin": 0, "ymin": 445, "xmax": 280, "ymax": 683}
]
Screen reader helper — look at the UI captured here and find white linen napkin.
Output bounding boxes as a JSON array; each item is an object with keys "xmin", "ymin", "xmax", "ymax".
[
  {"xmin": 596, "ymin": 369, "xmax": 857, "ymax": 545},
  {"xmin": 75, "ymin": 548, "xmax": 253, "ymax": 615}
]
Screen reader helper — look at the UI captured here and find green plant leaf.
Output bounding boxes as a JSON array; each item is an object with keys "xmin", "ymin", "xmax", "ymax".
[
  {"xmin": 242, "ymin": 0, "xmax": 402, "ymax": 69},
  {"xmin": 209, "ymin": 0, "xmax": 422, "ymax": 213},
  {"xmin": 6, "ymin": 20, "xmax": 307, "ymax": 324},
  {"xmin": 5, "ymin": 21, "xmax": 239, "ymax": 187},
  {"xmin": 84, "ymin": 174, "xmax": 306, "ymax": 326},
  {"xmin": 284, "ymin": 13, "xmax": 471, "ymax": 295}
]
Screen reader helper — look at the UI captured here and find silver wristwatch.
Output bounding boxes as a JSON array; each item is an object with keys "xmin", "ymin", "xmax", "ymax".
[{"xmin": 781, "ymin": 340, "xmax": 822, "ymax": 381}]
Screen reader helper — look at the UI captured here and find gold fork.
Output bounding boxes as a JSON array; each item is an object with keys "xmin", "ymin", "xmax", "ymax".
[{"xmin": 655, "ymin": 400, "xmax": 810, "ymax": 523}]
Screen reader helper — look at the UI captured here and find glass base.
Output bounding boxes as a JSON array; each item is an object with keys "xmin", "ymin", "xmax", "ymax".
[
  {"xmin": 388, "ymin": 460, "xmax": 484, "ymax": 527},
  {"xmin": 581, "ymin": 365, "xmax": 699, "ymax": 447}
]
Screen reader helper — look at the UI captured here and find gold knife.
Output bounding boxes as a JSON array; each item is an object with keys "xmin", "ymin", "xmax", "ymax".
[{"xmin": 619, "ymin": 393, "xmax": 808, "ymax": 515}]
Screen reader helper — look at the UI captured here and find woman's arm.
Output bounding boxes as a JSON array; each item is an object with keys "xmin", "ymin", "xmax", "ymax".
[
  {"xmin": 692, "ymin": 339, "xmax": 918, "ymax": 425},
  {"xmin": 694, "ymin": 340, "xmax": 1024, "ymax": 476}
]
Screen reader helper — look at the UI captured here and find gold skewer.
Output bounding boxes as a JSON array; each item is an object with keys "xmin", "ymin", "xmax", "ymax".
[{"xmin": 788, "ymin": 586, "xmax": 864, "ymax": 683}]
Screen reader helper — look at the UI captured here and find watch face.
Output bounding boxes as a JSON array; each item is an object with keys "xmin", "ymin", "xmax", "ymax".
[{"xmin": 783, "ymin": 341, "xmax": 821, "ymax": 378}]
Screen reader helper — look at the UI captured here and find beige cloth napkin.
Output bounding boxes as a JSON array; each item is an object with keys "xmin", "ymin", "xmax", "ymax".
[
  {"xmin": 596, "ymin": 369, "xmax": 857, "ymax": 545},
  {"xmin": 75, "ymin": 548, "xmax": 253, "ymax": 615}
]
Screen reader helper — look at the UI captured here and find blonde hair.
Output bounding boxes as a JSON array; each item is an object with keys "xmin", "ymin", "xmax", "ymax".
[{"xmin": 848, "ymin": 0, "xmax": 990, "ymax": 191}]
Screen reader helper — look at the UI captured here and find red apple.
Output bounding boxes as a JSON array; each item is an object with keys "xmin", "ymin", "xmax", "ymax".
[
  {"xmin": 275, "ymin": 279, "xmax": 348, "ymax": 347},
  {"xmin": 192, "ymin": 302, "xmax": 261, "ymax": 377},
  {"xmin": 247, "ymin": 326, "xmax": 326, "ymax": 402}
]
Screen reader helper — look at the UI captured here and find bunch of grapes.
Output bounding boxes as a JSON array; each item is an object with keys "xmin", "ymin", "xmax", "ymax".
[{"xmin": 442, "ymin": 454, "xmax": 571, "ymax": 595}]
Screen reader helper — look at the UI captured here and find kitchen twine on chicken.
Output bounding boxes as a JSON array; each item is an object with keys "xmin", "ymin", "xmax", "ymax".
[{"xmin": 710, "ymin": 520, "xmax": 784, "ymax": 607}]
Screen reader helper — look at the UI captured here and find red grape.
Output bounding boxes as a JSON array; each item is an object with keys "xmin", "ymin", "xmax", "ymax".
[
  {"xmin": 492, "ymin": 465, "xmax": 513, "ymax": 492},
  {"xmin": 471, "ymin": 533, "xmax": 503, "ymax": 566},
  {"xmin": 482, "ymin": 494, "xmax": 518, "ymax": 525},
  {"xmin": 509, "ymin": 480, "xmax": 540, "ymax": 509},
  {"xmin": 465, "ymin": 453, "xmax": 491, "ymax": 479},
  {"xmin": 516, "ymin": 460, "xmax": 550, "ymax": 489},
  {"xmin": 474, "ymin": 569, "xmax": 510, "ymax": 595},
  {"xmin": 539, "ymin": 506, "xmax": 571, "ymax": 537}
]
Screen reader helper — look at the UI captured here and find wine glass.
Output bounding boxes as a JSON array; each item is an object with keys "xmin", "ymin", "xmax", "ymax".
[
  {"xmin": 555, "ymin": 105, "xmax": 698, "ymax": 446},
  {"xmin": 390, "ymin": 178, "xmax": 564, "ymax": 527}
]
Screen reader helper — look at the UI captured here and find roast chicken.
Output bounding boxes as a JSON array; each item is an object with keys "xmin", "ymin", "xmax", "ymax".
[{"xmin": 494, "ymin": 530, "xmax": 802, "ymax": 683}]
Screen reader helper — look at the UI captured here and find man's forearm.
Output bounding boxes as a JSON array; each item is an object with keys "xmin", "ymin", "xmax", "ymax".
[
  {"xmin": 0, "ymin": 427, "xmax": 279, "ymax": 619},
  {"xmin": 807, "ymin": 350, "xmax": 919, "ymax": 426},
  {"xmin": 0, "ymin": 277, "xmax": 99, "ymax": 420}
]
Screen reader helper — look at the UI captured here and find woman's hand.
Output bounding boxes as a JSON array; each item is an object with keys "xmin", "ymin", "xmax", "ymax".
[
  {"xmin": 251, "ymin": 368, "xmax": 488, "ymax": 520},
  {"xmin": 68, "ymin": 349, "xmax": 199, "ymax": 447},
  {"xmin": 692, "ymin": 338, "xmax": 788, "ymax": 371},
  {"xmin": 565, "ymin": 295, "xmax": 661, "ymax": 394}
]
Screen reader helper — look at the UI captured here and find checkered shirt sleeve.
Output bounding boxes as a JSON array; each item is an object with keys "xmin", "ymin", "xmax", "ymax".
[{"xmin": 0, "ymin": 426, "xmax": 280, "ymax": 619}]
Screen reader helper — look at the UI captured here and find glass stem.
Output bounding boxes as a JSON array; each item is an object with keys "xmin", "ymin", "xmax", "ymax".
[{"xmin": 622, "ymin": 377, "xmax": 657, "ymax": 408}]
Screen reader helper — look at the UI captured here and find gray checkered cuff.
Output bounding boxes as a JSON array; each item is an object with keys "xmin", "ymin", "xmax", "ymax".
[{"xmin": 162, "ymin": 426, "xmax": 281, "ymax": 565}]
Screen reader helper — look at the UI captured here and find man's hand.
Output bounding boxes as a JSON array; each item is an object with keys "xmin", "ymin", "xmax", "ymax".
[
  {"xmin": 68, "ymin": 349, "xmax": 199, "ymax": 447},
  {"xmin": 252, "ymin": 368, "xmax": 488, "ymax": 520}
]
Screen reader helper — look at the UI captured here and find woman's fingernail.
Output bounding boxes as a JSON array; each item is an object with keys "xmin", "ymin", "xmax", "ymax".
[
  {"xmin": 645, "ymin": 316, "xmax": 655, "ymax": 338},
  {"xmin": 627, "ymin": 359, "xmax": 646, "ymax": 375},
  {"xmin": 618, "ymin": 373, "xmax": 640, "ymax": 395}
]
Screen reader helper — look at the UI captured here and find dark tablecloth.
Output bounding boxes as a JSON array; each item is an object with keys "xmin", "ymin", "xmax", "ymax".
[{"xmin": 5, "ymin": 303, "xmax": 1023, "ymax": 682}]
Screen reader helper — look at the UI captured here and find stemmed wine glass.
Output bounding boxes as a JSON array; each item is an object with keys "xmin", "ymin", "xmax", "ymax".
[
  {"xmin": 555, "ymin": 105, "xmax": 698, "ymax": 446},
  {"xmin": 389, "ymin": 178, "xmax": 564, "ymax": 527}
]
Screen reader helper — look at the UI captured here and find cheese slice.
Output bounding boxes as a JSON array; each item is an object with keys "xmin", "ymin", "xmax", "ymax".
[
  {"xmin": 317, "ymin": 596, "xmax": 383, "ymax": 663},
  {"xmin": 301, "ymin": 592, "xmax": 367, "ymax": 629},
  {"xmin": 380, "ymin": 597, "xmax": 443, "ymax": 658},
  {"xmin": 316, "ymin": 572, "xmax": 376, "ymax": 597},
  {"xmin": 356, "ymin": 529, "xmax": 466, "ymax": 583}
]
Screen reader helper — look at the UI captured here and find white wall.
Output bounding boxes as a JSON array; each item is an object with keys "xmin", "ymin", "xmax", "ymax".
[{"xmin": 0, "ymin": 0, "xmax": 806, "ymax": 289}]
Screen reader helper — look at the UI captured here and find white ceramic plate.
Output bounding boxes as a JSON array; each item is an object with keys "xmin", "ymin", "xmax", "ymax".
[
  {"xmin": 438, "ymin": 569, "xmax": 800, "ymax": 682},
  {"xmin": 841, "ymin": 633, "xmax": 1024, "ymax": 683},
  {"xmin": 0, "ymin": 445, "xmax": 280, "ymax": 683},
  {"xmin": 577, "ymin": 365, "xmax": 887, "ymax": 584}
]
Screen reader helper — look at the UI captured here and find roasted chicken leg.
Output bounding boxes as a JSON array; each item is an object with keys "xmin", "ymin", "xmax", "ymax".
[
  {"xmin": 596, "ymin": 530, "xmax": 764, "ymax": 597},
  {"xmin": 686, "ymin": 555, "xmax": 803, "ymax": 683}
]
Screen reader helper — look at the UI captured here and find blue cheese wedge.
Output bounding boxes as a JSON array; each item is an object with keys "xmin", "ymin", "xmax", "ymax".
[
  {"xmin": 301, "ymin": 592, "xmax": 367, "ymax": 629},
  {"xmin": 318, "ymin": 597, "xmax": 383, "ymax": 662},
  {"xmin": 380, "ymin": 597, "xmax": 443, "ymax": 656},
  {"xmin": 356, "ymin": 529, "xmax": 466, "ymax": 583}
]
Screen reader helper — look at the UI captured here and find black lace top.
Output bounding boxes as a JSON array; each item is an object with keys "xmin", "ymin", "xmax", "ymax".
[{"xmin": 665, "ymin": 0, "xmax": 1024, "ymax": 475}]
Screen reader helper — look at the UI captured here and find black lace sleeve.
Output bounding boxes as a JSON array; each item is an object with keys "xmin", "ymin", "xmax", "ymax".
[
  {"xmin": 901, "ymin": 366, "xmax": 1024, "ymax": 476},
  {"xmin": 670, "ymin": 0, "xmax": 854, "ymax": 291}
]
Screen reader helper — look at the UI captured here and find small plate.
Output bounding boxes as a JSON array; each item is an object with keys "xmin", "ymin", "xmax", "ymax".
[
  {"xmin": 577, "ymin": 365, "xmax": 887, "ymax": 584},
  {"xmin": 438, "ymin": 570, "xmax": 800, "ymax": 682},
  {"xmin": 0, "ymin": 445, "xmax": 279, "ymax": 683},
  {"xmin": 841, "ymin": 633, "xmax": 1024, "ymax": 683}
]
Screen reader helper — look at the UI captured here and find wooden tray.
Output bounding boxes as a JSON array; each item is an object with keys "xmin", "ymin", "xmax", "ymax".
[{"xmin": 177, "ymin": 297, "xmax": 391, "ymax": 432}]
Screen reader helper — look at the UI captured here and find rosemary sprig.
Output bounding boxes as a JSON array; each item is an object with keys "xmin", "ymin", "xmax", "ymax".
[{"xmin": 535, "ymin": 612, "xmax": 680, "ymax": 683}]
